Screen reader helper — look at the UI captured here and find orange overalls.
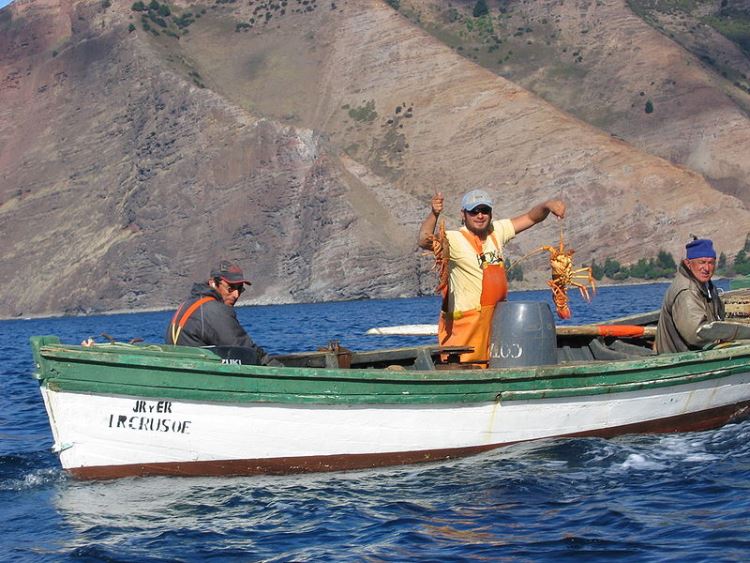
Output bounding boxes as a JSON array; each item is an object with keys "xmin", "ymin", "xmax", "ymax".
[{"xmin": 438, "ymin": 230, "xmax": 508, "ymax": 365}]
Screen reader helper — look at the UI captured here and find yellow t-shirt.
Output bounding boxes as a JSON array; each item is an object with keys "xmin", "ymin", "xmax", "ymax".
[{"xmin": 445, "ymin": 219, "xmax": 516, "ymax": 314}]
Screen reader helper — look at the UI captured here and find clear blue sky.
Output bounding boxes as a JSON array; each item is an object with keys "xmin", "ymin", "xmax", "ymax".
[{"xmin": 0, "ymin": 0, "xmax": 14, "ymax": 9}]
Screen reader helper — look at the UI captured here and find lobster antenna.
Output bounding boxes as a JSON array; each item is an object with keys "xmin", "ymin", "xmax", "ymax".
[
  {"xmin": 559, "ymin": 184, "xmax": 565, "ymax": 243},
  {"xmin": 507, "ymin": 245, "xmax": 548, "ymax": 270},
  {"xmin": 508, "ymin": 196, "xmax": 565, "ymax": 271}
]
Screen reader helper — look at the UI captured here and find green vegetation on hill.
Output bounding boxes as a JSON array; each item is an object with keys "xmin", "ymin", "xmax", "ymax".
[
  {"xmin": 588, "ymin": 249, "xmax": 677, "ymax": 282},
  {"xmin": 473, "ymin": 1, "xmax": 489, "ymax": 19},
  {"xmin": 585, "ymin": 234, "xmax": 750, "ymax": 281},
  {"xmin": 627, "ymin": 0, "xmax": 750, "ymax": 94},
  {"xmin": 627, "ymin": 0, "xmax": 750, "ymax": 58},
  {"xmin": 732, "ymin": 233, "xmax": 750, "ymax": 276},
  {"xmin": 386, "ymin": 0, "xmax": 750, "ymax": 107},
  {"xmin": 383, "ymin": 0, "xmax": 590, "ymax": 90},
  {"xmin": 233, "ymin": 0, "xmax": 328, "ymax": 32},
  {"xmin": 506, "ymin": 259, "xmax": 523, "ymax": 282},
  {"xmin": 705, "ymin": 9, "xmax": 750, "ymax": 57},
  {"xmin": 348, "ymin": 101, "xmax": 378, "ymax": 123},
  {"xmin": 132, "ymin": 1, "xmax": 201, "ymax": 37}
]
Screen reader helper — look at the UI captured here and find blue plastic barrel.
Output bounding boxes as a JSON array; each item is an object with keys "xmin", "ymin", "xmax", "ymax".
[{"xmin": 488, "ymin": 301, "xmax": 558, "ymax": 368}]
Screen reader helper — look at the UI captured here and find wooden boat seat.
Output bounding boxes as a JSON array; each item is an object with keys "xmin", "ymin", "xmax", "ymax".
[
  {"xmin": 558, "ymin": 337, "xmax": 655, "ymax": 362},
  {"xmin": 608, "ymin": 339, "xmax": 656, "ymax": 356},
  {"xmin": 273, "ymin": 345, "xmax": 474, "ymax": 370},
  {"xmin": 352, "ymin": 345, "xmax": 474, "ymax": 370},
  {"xmin": 588, "ymin": 338, "xmax": 633, "ymax": 360},
  {"xmin": 558, "ymin": 344, "xmax": 594, "ymax": 362}
]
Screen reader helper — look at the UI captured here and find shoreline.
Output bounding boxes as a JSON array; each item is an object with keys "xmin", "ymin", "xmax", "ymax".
[
  {"xmin": 6, "ymin": 277, "xmax": 741, "ymax": 322},
  {"xmin": 0, "ymin": 278, "xmax": 679, "ymax": 322}
]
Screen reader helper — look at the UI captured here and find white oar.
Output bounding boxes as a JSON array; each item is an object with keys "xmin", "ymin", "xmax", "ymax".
[
  {"xmin": 365, "ymin": 324, "xmax": 438, "ymax": 336},
  {"xmin": 366, "ymin": 324, "xmax": 657, "ymax": 338}
]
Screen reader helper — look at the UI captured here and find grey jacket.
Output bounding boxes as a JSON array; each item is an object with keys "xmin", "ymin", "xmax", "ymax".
[
  {"xmin": 655, "ymin": 263, "xmax": 724, "ymax": 354},
  {"xmin": 165, "ymin": 283, "xmax": 276, "ymax": 365}
]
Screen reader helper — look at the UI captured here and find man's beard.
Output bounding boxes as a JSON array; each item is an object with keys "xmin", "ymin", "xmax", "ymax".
[{"xmin": 466, "ymin": 221, "xmax": 492, "ymax": 237}]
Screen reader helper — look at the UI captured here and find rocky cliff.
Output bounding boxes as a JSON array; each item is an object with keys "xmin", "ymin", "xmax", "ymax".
[
  {"xmin": 399, "ymin": 0, "xmax": 750, "ymax": 206},
  {"xmin": 1, "ymin": 0, "xmax": 748, "ymax": 318}
]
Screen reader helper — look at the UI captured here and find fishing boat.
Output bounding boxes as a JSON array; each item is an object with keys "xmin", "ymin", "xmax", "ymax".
[{"xmin": 30, "ymin": 290, "xmax": 750, "ymax": 481}]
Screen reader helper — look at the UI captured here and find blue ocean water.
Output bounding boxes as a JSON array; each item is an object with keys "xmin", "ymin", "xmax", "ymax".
[{"xmin": 2, "ymin": 282, "xmax": 749, "ymax": 562}]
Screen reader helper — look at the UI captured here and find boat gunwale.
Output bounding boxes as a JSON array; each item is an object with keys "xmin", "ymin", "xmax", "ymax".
[
  {"xmin": 41, "ymin": 366, "xmax": 750, "ymax": 405},
  {"xmin": 32, "ymin": 339, "xmax": 750, "ymax": 405},
  {"xmin": 34, "ymin": 340, "xmax": 750, "ymax": 381}
]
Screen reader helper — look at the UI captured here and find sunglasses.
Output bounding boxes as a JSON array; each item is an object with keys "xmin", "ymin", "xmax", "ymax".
[
  {"xmin": 466, "ymin": 206, "xmax": 492, "ymax": 216},
  {"xmin": 222, "ymin": 281, "xmax": 246, "ymax": 294}
]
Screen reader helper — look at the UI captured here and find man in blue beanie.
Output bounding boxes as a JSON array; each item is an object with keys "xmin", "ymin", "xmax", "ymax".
[{"xmin": 655, "ymin": 238, "xmax": 725, "ymax": 353}]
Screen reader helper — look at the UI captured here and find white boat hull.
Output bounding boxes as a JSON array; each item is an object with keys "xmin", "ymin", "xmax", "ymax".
[{"xmin": 41, "ymin": 371, "xmax": 750, "ymax": 478}]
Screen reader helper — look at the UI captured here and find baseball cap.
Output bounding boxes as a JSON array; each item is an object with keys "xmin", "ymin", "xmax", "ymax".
[
  {"xmin": 461, "ymin": 189, "xmax": 493, "ymax": 211},
  {"xmin": 210, "ymin": 260, "xmax": 251, "ymax": 285}
]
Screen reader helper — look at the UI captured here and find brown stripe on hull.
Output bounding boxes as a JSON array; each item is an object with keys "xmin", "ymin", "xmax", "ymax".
[{"xmin": 68, "ymin": 400, "xmax": 750, "ymax": 480}]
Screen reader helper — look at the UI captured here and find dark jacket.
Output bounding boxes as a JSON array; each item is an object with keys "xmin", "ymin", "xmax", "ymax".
[
  {"xmin": 655, "ymin": 262, "xmax": 724, "ymax": 354},
  {"xmin": 165, "ymin": 283, "xmax": 276, "ymax": 365}
]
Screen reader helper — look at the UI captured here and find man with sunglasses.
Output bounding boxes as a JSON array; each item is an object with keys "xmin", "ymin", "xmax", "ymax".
[
  {"xmin": 655, "ymin": 238, "xmax": 725, "ymax": 354},
  {"xmin": 165, "ymin": 260, "xmax": 277, "ymax": 365},
  {"xmin": 418, "ymin": 189, "xmax": 565, "ymax": 365}
]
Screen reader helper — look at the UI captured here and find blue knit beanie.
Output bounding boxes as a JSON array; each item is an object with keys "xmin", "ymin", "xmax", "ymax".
[{"xmin": 685, "ymin": 238, "xmax": 716, "ymax": 260}]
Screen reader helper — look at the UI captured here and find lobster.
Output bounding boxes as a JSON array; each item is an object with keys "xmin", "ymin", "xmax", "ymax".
[
  {"xmin": 540, "ymin": 235, "xmax": 596, "ymax": 319},
  {"xmin": 430, "ymin": 219, "xmax": 450, "ymax": 296}
]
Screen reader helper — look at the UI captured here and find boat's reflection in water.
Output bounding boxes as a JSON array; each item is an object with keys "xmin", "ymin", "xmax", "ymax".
[
  {"xmin": 51, "ymin": 447, "xmax": 539, "ymax": 552},
  {"xmin": 51, "ymin": 422, "xmax": 750, "ymax": 559}
]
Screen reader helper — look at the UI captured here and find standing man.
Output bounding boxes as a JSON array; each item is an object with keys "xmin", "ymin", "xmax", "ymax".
[
  {"xmin": 165, "ymin": 260, "xmax": 277, "ymax": 365},
  {"xmin": 655, "ymin": 238, "xmax": 725, "ymax": 354},
  {"xmin": 418, "ymin": 189, "xmax": 566, "ymax": 364}
]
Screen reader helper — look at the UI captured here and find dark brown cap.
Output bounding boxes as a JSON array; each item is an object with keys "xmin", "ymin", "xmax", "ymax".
[{"xmin": 210, "ymin": 260, "xmax": 251, "ymax": 285}]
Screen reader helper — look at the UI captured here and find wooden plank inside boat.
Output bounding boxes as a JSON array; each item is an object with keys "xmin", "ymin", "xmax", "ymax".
[
  {"xmin": 724, "ymin": 288, "xmax": 750, "ymax": 323},
  {"xmin": 272, "ymin": 345, "xmax": 474, "ymax": 370}
]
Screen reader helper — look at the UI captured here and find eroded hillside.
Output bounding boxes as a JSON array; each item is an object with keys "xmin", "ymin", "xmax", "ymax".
[
  {"xmin": 395, "ymin": 0, "xmax": 750, "ymax": 204},
  {"xmin": 0, "ymin": 0, "xmax": 749, "ymax": 318}
]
